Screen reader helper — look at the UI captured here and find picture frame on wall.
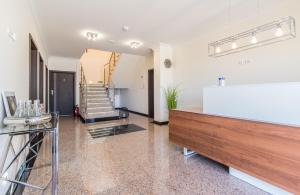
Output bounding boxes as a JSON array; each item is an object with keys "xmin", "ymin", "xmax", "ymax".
[{"xmin": 2, "ymin": 91, "xmax": 17, "ymax": 117}]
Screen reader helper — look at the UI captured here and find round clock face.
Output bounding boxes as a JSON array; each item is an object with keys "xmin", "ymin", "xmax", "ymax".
[{"xmin": 164, "ymin": 59, "xmax": 172, "ymax": 68}]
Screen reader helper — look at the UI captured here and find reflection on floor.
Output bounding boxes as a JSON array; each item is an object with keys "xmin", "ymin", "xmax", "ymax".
[
  {"xmin": 23, "ymin": 114, "xmax": 269, "ymax": 195},
  {"xmin": 88, "ymin": 124, "xmax": 145, "ymax": 139}
]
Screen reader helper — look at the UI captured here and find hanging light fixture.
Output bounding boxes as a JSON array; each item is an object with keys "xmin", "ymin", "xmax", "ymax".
[
  {"xmin": 275, "ymin": 25, "xmax": 284, "ymax": 37},
  {"xmin": 251, "ymin": 33, "xmax": 258, "ymax": 44},
  {"xmin": 231, "ymin": 41, "xmax": 237, "ymax": 49},
  {"xmin": 208, "ymin": 16, "xmax": 296, "ymax": 57},
  {"xmin": 215, "ymin": 46, "xmax": 221, "ymax": 53}
]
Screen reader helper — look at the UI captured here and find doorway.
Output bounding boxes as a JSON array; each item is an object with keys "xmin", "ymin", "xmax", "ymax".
[
  {"xmin": 49, "ymin": 71, "xmax": 75, "ymax": 116},
  {"xmin": 29, "ymin": 34, "xmax": 38, "ymax": 100},
  {"xmin": 39, "ymin": 54, "xmax": 44, "ymax": 103},
  {"xmin": 148, "ymin": 69, "xmax": 154, "ymax": 118}
]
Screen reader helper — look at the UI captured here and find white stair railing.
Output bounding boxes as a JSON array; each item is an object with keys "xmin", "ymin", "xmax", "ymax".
[
  {"xmin": 107, "ymin": 82, "xmax": 115, "ymax": 109},
  {"xmin": 80, "ymin": 65, "xmax": 88, "ymax": 118},
  {"xmin": 104, "ymin": 52, "xmax": 120, "ymax": 109}
]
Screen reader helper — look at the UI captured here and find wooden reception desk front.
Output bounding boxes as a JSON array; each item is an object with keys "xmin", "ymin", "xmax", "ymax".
[{"xmin": 169, "ymin": 109, "xmax": 300, "ymax": 194}]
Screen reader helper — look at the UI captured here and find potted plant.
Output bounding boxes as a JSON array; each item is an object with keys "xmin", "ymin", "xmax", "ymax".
[{"xmin": 164, "ymin": 87, "xmax": 178, "ymax": 110}]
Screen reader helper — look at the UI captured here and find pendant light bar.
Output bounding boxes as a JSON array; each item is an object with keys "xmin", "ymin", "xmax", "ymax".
[{"xmin": 208, "ymin": 16, "xmax": 296, "ymax": 57}]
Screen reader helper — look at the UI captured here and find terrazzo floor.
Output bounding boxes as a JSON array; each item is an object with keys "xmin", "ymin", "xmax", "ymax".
[{"xmin": 23, "ymin": 114, "xmax": 269, "ymax": 195}]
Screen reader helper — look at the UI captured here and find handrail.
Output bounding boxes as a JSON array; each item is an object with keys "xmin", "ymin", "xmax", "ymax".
[
  {"xmin": 107, "ymin": 82, "xmax": 115, "ymax": 108},
  {"xmin": 104, "ymin": 52, "xmax": 118, "ymax": 87},
  {"xmin": 103, "ymin": 52, "xmax": 119, "ymax": 108},
  {"xmin": 80, "ymin": 64, "xmax": 88, "ymax": 118},
  {"xmin": 108, "ymin": 52, "xmax": 113, "ymax": 64}
]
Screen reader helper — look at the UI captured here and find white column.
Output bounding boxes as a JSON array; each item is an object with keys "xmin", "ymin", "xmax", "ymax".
[{"xmin": 153, "ymin": 43, "xmax": 174, "ymax": 122}]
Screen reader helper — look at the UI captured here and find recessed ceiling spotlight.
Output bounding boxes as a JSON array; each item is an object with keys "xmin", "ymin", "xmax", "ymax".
[
  {"xmin": 109, "ymin": 40, "xmax": 116, "ymax": 44},
  {"xmin": 122, "ymin": 25, "xmax": 129, "ymax": 32},
  {"xmin": 86, "ymin": 32, "xmax": 99, "ymax": 41},
  {"xmin": 129, "ymin": 41, "xmax": 143, "ymax": 49}
]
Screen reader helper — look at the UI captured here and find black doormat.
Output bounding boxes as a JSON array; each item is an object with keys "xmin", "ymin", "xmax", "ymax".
[{"xmin": 88, "ymin": 124, "xmax": 146, "ymax": 139}]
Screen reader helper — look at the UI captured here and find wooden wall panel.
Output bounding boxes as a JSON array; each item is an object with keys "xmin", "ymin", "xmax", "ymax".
[{"xmin": 169, "ymin": 110, "xmax": 300, "ymax": 194}]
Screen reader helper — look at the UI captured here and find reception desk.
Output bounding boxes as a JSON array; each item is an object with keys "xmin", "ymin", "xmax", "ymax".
[{"xmin": 169, "ymin": 83, "xmax": 300, "ymax": 195}]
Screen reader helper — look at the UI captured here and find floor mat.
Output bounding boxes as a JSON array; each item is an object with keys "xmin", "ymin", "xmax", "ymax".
[{"xmin": 88, "ymin": 124, "xmax": 146, "ymax": 138}]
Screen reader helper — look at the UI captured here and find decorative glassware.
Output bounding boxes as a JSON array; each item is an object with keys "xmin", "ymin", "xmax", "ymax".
[
  {"xmin": 26, "ymin": 100, "xmax": 33, "ymax": 117},
  {"xmin": 40, "ymin": 104, "xmax": 45, "ymax": 114},
  {"xmin": 14, "ymin": 100, "xmax": 25, "ymax": 118},
  {"xmin": 34, "ymin": 100, "xmax": 41, "ymax": 117},
  {"xmin": 218, "ymin": 77, "xmax": 226, "ymax": 87}
]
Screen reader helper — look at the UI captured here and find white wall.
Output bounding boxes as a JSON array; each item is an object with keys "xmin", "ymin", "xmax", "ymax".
[
  {"xmin": 48, "ymin": 56, "xmax": 80, "ymax": 105},
  {"xmin": 172, "ymin": 0, "xmax": 300, "ymax": 109},
  {"xmin": 80, "ymin": 49, "xmax": 111, "ymax": 84},
  {"xmin": 112, "ymin": 53, "xmax": 154, "ymax": 114},
  {"xmin": 0, "ymin": 0, "xmax": 48, "ymax": 194}
]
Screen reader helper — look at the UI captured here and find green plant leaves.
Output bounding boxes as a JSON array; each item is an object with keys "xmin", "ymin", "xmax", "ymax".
[{"xmin": 164, "ymin": 87, "xmax": 178, "ymax": 110}]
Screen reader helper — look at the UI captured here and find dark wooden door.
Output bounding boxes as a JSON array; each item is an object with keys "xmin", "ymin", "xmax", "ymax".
[
  {"xmin": 29, "ymin": 36, "xmax": 38, "ymax": 100},
  {"xmin": 50, "ymin": 71, "xmax": 75, "ymax": 116},
  {"xmin": 39, "ymin": 54, "xmax": 44, "ymax": 103},
  {"xmin": 148, "ymin": 69, "xmax": 154, "ymax": 118},
  {"xmin": 45, "ymin": 66, "xmax": 49, "ymax": 112}
]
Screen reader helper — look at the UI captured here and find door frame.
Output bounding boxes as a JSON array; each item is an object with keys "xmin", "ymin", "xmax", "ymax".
[
  {"xmin": 45, "ymin": 66, "xmax": 49, "ymax": 112},
  {"xmin": 148, "ymin": 69, "xmax": 154, "ymax": 118},
  {"xmin": 39, "ymin": 53, "xmax": 44, "ymax": 103},
  {"xmin": 49, "ymin": 70, "xmax": 76, "ymax": 114},
  {"xmin": 29, "ymin": 34, "xmax": 38, "ymax": 100}
]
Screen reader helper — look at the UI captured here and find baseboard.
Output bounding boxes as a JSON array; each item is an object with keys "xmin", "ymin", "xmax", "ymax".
[
  {"xmin": 79, "ymin": 114, "xmax": 119, "ymax": 123},
  {"xmin": 153, "ymin": 120, "xmax": 169, "ymax": 125},
  {"xmin": 79, "ymin": 108, "xmax": 149, "ymax": 123},
  {"xmin": 229, "ymin": 167, "xmax": 293, "ymax": 195},
  {"xmin": 116, "ymin": 108, "xmax": 149, "ymax": 117}
]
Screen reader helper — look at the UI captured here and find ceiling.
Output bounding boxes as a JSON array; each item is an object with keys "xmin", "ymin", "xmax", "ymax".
[{"xmin": 30, "ymin": 0, "xmax": 281, "ymax": 58}]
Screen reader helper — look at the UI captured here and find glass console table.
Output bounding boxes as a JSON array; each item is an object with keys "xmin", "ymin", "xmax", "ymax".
[{"xmin": 0, "ymin": 113, "xmax": 59, "ymax": 195}]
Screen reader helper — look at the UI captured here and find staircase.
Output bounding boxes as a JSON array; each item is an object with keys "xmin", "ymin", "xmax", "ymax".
[{"xmin": 80, "ymin": 52, "xmax": 121, "ymax": 123}]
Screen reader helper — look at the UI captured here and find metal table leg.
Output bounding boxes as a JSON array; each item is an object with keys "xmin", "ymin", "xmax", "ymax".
[
  {"xmin": 51, "ymin": 119, "xmax": 59, "ymax": 195},
  {"xmin": 183, "ymin": 147, "xmax": 196, "ymax": 156}
]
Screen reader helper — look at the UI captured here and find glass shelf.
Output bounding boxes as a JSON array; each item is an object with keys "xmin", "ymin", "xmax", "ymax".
[{"xmin": 0, "ymin": 113, "xmax": 58, "ymax": 136}]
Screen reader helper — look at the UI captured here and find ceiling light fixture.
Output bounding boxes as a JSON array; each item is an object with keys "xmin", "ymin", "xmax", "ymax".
[
  {"xmin": 109, "ymin": 40, "xmax": 116, "ymax": 44},
  {"xmin": 275, "ymin": 25, "xmax": 283, "ymax": 37},
  {"xmin": 122, "ymin": 25, "xmax": 129, "ymax": 32},
  {"xmin": 231, "ymin": 41, "xmax": 237, "ymax": 49},
  {"xmin": 86, "ymin": 32, "xmax": 99, "ymax": 41},
  {"xmin": 208, "ymin": 16, "xmax": 296, "ymax": 57},
  {"xmin": 251, "ymin": 33, "xmax": 258, "ymax": 44},
  {"xmin": 129, "ymin": 41, "xmax": 143, "ymax": 49}
]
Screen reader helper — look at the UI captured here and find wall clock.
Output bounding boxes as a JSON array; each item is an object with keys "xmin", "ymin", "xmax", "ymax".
[{"xmin": 164, "ymin": 59, "xmax": 172, "ymax": 68}]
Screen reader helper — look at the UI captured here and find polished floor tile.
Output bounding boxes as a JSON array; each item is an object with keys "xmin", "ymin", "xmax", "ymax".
[{"xmin": 23, "ymin": 114, "xmax": 269, "ymax": 195}]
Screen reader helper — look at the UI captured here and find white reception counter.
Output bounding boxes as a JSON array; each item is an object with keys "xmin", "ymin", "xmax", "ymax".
[{"xmin": 203, "ymin": 82, "xmax": 300, "ymax": 127}]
